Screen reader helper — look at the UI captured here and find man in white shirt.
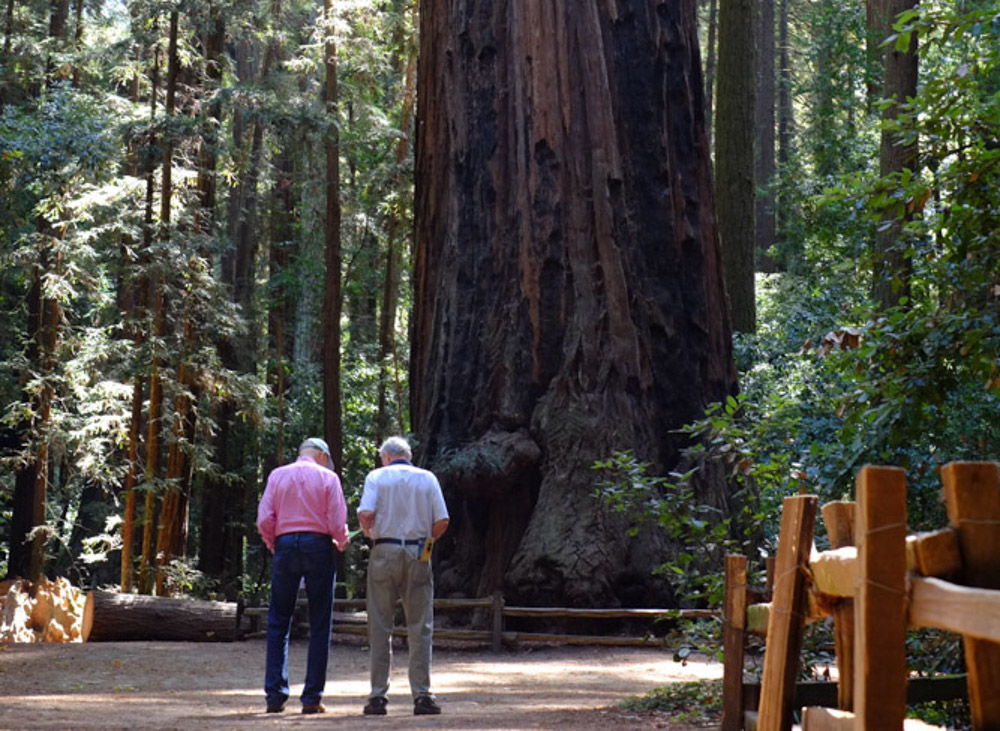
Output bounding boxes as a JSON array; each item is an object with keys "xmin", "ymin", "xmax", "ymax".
[{"xmin": 357, "ymin": 436, "xmax": 449, "ymax": 716}]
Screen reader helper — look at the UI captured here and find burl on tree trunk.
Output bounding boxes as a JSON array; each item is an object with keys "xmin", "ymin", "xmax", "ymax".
[{"xmin": 412, "ymin": 1, "xmax": 736, "ymax": 607}]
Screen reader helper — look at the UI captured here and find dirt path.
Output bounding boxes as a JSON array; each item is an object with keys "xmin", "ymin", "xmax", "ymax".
[{"xmin": 0, "ymin": 636, "xmax": 722, "ymax": 729}]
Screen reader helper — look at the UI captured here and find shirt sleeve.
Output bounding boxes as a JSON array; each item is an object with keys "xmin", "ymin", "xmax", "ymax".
[
  {"xmin": 256, "ymin": 478, "xmax": 277, "ymax": 552},
  {"xmin": 358, "ymin": 472, "xmax": 378, "ymax": 514},
  {"xmin": 430, "ymin": 475, "xmax": 449, "ymax": 522},
  {"xmin": 325, "ymin": 473, "xmax": 349, "ymax": 551}
]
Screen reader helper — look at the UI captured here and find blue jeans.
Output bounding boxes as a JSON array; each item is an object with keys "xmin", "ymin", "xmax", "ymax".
[{"xmin": 265, "ymin": 532, "xmax": 336, "ymax": 708}]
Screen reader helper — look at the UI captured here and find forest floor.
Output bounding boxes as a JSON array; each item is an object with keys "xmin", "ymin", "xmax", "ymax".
[{"xmin": 0, "ymin": 634, "xmax": 724, "ymax": 729}]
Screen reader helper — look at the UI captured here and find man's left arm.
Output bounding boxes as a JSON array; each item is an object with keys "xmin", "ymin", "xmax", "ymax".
[{"xmin": 325, "ymin": 474, "xmax": 350, "ymax": 551}]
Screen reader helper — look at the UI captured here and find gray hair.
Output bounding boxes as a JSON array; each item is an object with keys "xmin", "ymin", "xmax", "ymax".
[{"xmin": 378, "ymin": 436, "xmax": 412, "ymax": 460}]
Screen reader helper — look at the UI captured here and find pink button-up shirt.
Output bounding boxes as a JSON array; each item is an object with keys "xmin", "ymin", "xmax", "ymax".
[{"xmin": 256, "ymin": 455, "xmax": 349, "ymax": 552}]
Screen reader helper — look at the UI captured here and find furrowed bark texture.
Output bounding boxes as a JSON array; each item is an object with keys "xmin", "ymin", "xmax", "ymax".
[{"xmin": 413, "ymin": 0, "xmax": 736, "ymax": 607}]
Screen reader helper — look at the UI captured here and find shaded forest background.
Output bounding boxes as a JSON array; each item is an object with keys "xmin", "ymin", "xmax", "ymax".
[{"xmin": 1, "ymin": 0, "xmax": 998, "ymax": 614}]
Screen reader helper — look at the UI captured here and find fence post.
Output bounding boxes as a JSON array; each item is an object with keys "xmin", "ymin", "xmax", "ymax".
[
  {"xmin": 942, "ymin": 461, "xmax": 1000, "ymax": 729},
  {"xmin": 757, "ymin": 494, "xmax": 817, "ymax": 731},
  {"xmin": 491, "ymin": 591, "xmax": 505, "ymax": 652},
  {"xmin": 854, "ymin": 465, "xmax": 907, "ymax": 730},
  {"xmin": 722, "ymin": 554, "xmax": 748, "ymax": 731},
  {"xmin": 820, "ymin": 500, "xmax": 855, "ymax": 712}
]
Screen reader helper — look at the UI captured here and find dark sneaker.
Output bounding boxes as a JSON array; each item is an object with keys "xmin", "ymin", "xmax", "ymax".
[
  {"xmin": 301, "ymin": 703, "xmax": 326, "ymax": 714},
  {"xmin": 265, "ymin": 702, "xmax": 285, "ymax": 713},
  {"xmin": 413, "ymin": 696, "xmax": 441, "ymax": 715},
  {"xmin": 363, "ymin": 696, "xmax": 388, "ymax": 715}
]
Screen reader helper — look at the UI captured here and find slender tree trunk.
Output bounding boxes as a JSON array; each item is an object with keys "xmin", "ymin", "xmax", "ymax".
[
  {"xmin": 377, "ymin": 2, "xmax": 417, "ymax": 446},
  {"xmin": 152, "ymin": 9, "xmax": 184, "ymax": 596},
  {"xmin": 265, "ymin": 0, "xmax": 293, "ymax": 473},
  {"xmin": 45, "ymin": 0, "xmax": 70, "ymax": 84},
  {"xmin": 871, "ymin": 0, "xmax": 917, "ymax": 310},
  {"xmin": 322, "ymin": 0, "xmax": 343, "ymax": 472},
  {"xmin": 29, "ymin": 218, "xmax": 64, "ymax": 582},
  {"xmin": 704, "ymin": 0, "xmax": 718, "ymax": 147},
  {"xmin": 138, "ymin": 33, "xmax": 162, "ymax": 595},
  {"xmin": 70, "ymin": 0, "xmax": 83, "ymax": 87},
  {"xmin": 413, "ymin": 0, "xmax": 736, "ymax": 606},
  {"xmin": 776, "ymin": 0, "xmax": 793, "ymax": 247},
  {"xmin": 755, "ymin": 0, "xmax": 776, "ymax": 272},
  {"xmin": 716, "ymin": 0, "xmax": 757, "ymax": 332},
  {"xmin": 2, "ymin": 0, "xmax": 14, "ymax": 59},
  {"xmin": 7, "ymin": 260, "xmax": 42, "ymax": 580},
  {"xmin": 119, "ymin": 48, "xmax": 146, "ymax": 593}
]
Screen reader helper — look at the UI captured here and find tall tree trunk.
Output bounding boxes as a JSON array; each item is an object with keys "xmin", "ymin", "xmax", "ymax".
[
  {"xmin": 7, "ymin": 260, "xmax": 42, "ymax": 580},
  {"xmin": 716, "ymin": 0, "xmax": 757, "ymax": 332},
  {"xmin": 119, "ymin": 47, "xmax": 146, "ymax": 593},
  {"xmin": 413, "ymin": 0, "xmax": 736, "ymax": 607},
  {"xmin": 322, "ymin": 0, "xmax": 343, "ymax": 472},
  {"xmin": 29, "ymin": 218, "xmax": 64, "ymax": 582},
  {"xmin": 138, "ymin": 33, "xmax": 162, "ymax": 595},
  {"xmin": 2, "ymin": 0, "xmax": 14, "ymax": 60},
  {"xmin": 152, "ymin": 9, "xmax": 184, "ymax": 596},
  {"xmin": 776, "ymin": 0, "xmax": 793, "ymax": 247},
  {"xmin": 70, "ymin": 0, "xmax": 83, "ymax": 87},
  {"xmin": 871, "ymin": 0, "xmax": 917, "ymax": 310},
  {"xmin": 377, "ymin": 2, "xmax": 417, "ymax": 446},
  {"xmin": 704, "ymin": 0, "xmax": 718, "ymax": 147},
  {"xmin": 755, "ymin": 0, "xmax": 776, "ymax": 272},
  {"xmin": 266, "ymin": 0, "xmax": 294, "ymax": 474}
]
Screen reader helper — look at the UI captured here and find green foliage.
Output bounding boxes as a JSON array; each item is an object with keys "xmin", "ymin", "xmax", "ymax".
[
  {"xmin": 620, "ymin": 679, "xmax": 722, "ymax": 725},
  {"xmin": 593, "ymin": 451, "xmax": 737, "ymax": 606}
]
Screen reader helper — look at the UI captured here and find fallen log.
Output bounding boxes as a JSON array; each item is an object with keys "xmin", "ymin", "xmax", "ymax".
[{"xmin": 82, "ymin": 591, "xmax": 238, "ymax": 642}]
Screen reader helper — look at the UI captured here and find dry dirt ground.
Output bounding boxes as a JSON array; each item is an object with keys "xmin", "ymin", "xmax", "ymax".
[{"xmin": 0, "ymin": 635, "xmax": 723, "ymax": 730}]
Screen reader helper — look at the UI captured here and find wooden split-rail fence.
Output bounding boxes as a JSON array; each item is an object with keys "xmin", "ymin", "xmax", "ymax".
[
  {"xmin": 722, "ymin": 461, "xmax": 1000, "ymax": 731},
  {"xmin": 242, "ymin": 594, "xmax": 717, "ymax": 650}
]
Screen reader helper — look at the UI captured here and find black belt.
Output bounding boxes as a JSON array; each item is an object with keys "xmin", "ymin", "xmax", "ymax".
[{"xmin": 374, "ymin": 538, "xmax": 424, "ymax": 546}]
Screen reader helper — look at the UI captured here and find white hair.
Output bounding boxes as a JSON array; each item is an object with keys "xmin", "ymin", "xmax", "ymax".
[{"xmin": 378, "ymin": 436, "xmax": 412, "ymax": 460}]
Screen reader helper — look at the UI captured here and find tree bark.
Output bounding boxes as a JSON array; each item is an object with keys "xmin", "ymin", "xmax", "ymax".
[
  {"xmin": 377, "ymin": 1, "xmax": 417, "ymax": 446},
  {"xmin": 322, "ymin": 0, "xmax": 343, "ymax": 472},
  {"xmin": 82, "ymin": 591, "xmax": 238, "ymax": 642},
  {"xmin": 413, "ymin": 0, "xmax": 736, "ymax": 607},
  {"xmin": 755, "ymin": 0, "xmax": 777, "ymax": 272},
  {"xmin": 7, "ymin": 262, "xmax": 42, "ymax": 580},
  {"xmin": 704, "ymin": 0, "xmax": 718, "ymax": 147},
  {"xmin": 716, "ymin": 0, "xmax": 757, "ymax": 333},
  {"xmin": 153, "ymin": 9, "xmax": 184, "ymax": 597},
  {"xmin": 776, "ymin": 0, "xmax": 793, "ymax": 247},
  {"xmin": 138, "ymin": 31, "xmax": 162, "ymax": 595},
  {"xmin": 871, "ymin": 0, "xmax": 917, "ymax": 310}
]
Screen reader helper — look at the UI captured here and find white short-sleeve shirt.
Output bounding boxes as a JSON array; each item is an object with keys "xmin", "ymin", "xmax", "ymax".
[{"xmin": 358, "ymin": 460, "xmax": 449, "ymax": 540}]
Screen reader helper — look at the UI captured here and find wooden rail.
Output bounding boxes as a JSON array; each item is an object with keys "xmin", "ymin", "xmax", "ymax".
[
  {"xmin": 723, "ymin": 461, "xmax": 1000, "ymax": 731},
  {"xmin": 243, "ymin": 593, "xmax": 716, "ymax": 650}
]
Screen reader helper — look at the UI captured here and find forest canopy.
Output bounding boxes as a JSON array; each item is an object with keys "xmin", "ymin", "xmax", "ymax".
[{"xmin": 1, "ymin": 0, "xmax": 999, "ymax": 611}]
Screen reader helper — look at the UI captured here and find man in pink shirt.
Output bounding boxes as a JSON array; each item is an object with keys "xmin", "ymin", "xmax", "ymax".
[{"xmin": 256, "ymin": 437, "xmax": 348, "ymax": 715}]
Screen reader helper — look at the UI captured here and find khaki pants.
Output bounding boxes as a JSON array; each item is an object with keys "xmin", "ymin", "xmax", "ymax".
[{"xmin": 366, "ymin": 543, "xmax": 434, "ymax": 699}]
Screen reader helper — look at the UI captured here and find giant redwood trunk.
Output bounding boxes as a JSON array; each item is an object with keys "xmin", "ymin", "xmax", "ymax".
[{"xmin": 412, "ymin": 1, "xmax": 737, "ymax": 608}]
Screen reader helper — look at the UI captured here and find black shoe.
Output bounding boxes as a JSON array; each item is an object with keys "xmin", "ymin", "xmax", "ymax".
[
  {"xmin": 363, "ymin": 696, "xmax": 388, "ymax": 715},
  {"xmin": 302, "ymin": 703, "xmax": 326, "ymax": 714},
  {"xmin": 266, "ymin": 702, "xmax": 286, "ymax": 714},
  {"xmin": 413, "ymin": 696, "xmax": 441, "ymax": 715}
]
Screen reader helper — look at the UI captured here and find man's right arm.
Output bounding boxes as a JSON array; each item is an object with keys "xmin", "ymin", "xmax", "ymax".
[
  {"xmin": 256, "ymin": 479, "xmax": 277, "ymax": 552},
  {"xmin": 358, "ymin": 510, "xmax": 375, "ymax": 538}
]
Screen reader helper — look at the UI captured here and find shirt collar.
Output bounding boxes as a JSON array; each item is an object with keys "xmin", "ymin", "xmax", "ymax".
[{"xmin": 388, "ymin": 458, "xmax": 412, "ymax": 466}]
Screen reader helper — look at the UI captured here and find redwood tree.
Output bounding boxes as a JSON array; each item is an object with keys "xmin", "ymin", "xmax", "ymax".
[{"xmin": 412, "ymin": 0, "xmax": 736, "ymax": 607}]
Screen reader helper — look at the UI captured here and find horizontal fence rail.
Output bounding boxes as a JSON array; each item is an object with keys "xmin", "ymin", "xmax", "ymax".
[{"xmin": 242, "ymin": 594, "xmax": 718, "ymax": 650}]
